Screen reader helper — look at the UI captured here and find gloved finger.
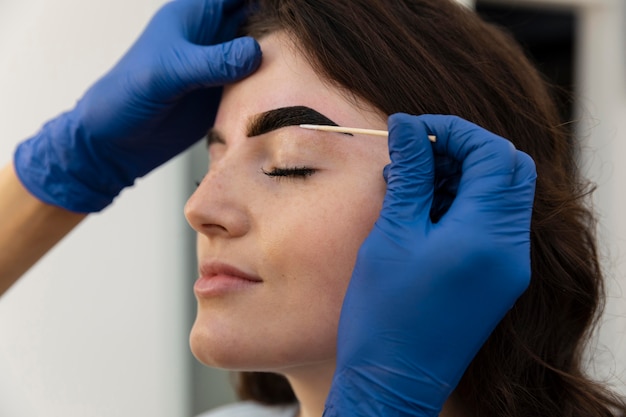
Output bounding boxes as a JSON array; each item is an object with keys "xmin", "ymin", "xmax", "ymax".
[
  {"xmin": 174, "ymin": 37, "xmax": 262, "ymax": 90},
  {"xmin": 416, "ymin": 115, "xmax": 519, "ymax": 219},
  {"xmin": 501, "ymin": 151, "xmax": 536, "ymax": 219},
  {"xmin": 376, "ymin": 113, "xmax": 436, "ymax": 237},
  {"xmin": 155, "ymin": 0, "xmax": 247, "ymax": 46},
  {"xmin": 431, "ymin": 155, "xmax": 460, "ymax": 221},
  {"xmin": 511, "ymin": 150, "xmax": 537, "ymax": 188},
  {"xmin": 489, "ymin": 150, "xmax": 535, "ymax": 244},
  {"xmin": 185, "ymin": 0, "xmax": 250, "ymax": 45}
]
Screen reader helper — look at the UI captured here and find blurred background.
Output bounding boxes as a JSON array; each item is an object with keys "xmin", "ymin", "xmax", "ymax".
[{"xmin": 0, "ymin": 0, "xmax": 624, "ymax": 415}]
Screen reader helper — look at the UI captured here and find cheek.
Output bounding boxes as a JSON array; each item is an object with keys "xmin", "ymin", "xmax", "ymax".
[
  {"xmin": 252, "ymin": 187, "xmax": 385, "ymax": 363},
  {"xmin": 262, "ymin": 178, "xmax": 386, "ymax": 309}
]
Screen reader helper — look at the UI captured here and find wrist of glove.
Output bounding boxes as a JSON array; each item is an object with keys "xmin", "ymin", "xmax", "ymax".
[{"xmin": 14, "ymin": 111, "xmax": 121, "ymax": 212}]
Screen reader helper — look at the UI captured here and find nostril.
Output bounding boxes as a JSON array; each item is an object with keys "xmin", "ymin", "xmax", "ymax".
[{"xmin": 202, "ymin": 223, "xmax": 229, "ymax": 234}]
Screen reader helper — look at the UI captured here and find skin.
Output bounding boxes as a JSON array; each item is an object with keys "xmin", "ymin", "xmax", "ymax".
[
  {"xmin": 184, "ymin": 32, "xmax": 389, "ymax": 417},
  {"xmin": 0, "ymin": 163, "xmax": 85, "ymax": 295},
  {"xmin": 185, "ymin": 32, "xmax": 468, "ymax": 417}
]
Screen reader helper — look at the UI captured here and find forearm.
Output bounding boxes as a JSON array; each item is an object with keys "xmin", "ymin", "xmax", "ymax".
[{"xmin": 0, "ymin": 163, "xmax": 85, "ymax": 296}]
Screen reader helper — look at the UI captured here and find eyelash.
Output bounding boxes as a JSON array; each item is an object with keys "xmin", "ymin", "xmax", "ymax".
[
  {"xmin": 262, "ymin": 166, "xmax": 316, "ymax": 179},
  {"xmin": 194, "ymin": 166, "xmax": 316, "ymax": 188}
]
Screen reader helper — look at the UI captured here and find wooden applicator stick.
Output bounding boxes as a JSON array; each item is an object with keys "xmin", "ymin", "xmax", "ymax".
[{"xmin": 299, "ymin": 124, "xmax": 436, "ymax": 142}]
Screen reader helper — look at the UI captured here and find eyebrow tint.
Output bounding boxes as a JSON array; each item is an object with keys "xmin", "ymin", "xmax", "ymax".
[{"xmin": 247, "ymin": 106, "xmax": 339, "ymax": 137}]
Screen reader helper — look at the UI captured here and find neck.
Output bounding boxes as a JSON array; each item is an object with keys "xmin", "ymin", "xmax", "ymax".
[{"xmin": 283, "ymin": 361, "xmax": 335, "ymax": 417}]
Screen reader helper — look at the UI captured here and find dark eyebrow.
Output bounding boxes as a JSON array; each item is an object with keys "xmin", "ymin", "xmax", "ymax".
[
  {"xmin": 246, "ymin": 106, "xmax": 342, "ymax": 137},
  {"xmin": 206, "ymin": 106, "xmax": 348, "ymax": 146}
]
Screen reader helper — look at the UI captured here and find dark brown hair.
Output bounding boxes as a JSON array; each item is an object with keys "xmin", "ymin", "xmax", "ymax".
[{"xmin": 233, "ymin": 0, "xmax": 626, "ymax": 415}]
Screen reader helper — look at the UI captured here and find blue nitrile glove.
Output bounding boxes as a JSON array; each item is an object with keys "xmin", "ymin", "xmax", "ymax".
[
  {"xmin": 325, "ymin": 114, "xmax": 536, "ymax": 416},
  {"xmin": 14, "ymin": 0, "xmax": 261, "ymax": 213}
]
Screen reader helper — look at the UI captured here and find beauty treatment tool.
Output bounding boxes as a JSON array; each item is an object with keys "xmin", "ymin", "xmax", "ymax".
[{"xmin": 299, "ymin": 124, "xmax": 437, "ymax": 142}]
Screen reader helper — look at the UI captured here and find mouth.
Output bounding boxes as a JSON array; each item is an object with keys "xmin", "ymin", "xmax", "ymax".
[{"xmin": 194, "ymin": 261, "xmax": 262, "ymax": 297}]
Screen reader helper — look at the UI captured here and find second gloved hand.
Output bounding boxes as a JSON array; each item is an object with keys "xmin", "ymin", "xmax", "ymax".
[
  {"xmin": 14, "ymin": 0, "xmax": 262, "ymax": 213},
  {"xmin": 325, "ymin": 114, "xmax": 537, "ymax": 416}
]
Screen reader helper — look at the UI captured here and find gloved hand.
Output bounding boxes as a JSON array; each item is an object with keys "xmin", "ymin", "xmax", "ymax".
[
  {"xmin": 14, "ymin": 0, "xmax": 261, "ymax": 213},
  {"xmin": 325, "ymin": 114, "xmax": 536, "ymax": 416}
]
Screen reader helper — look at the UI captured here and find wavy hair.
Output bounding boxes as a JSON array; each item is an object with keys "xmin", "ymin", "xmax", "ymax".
[{"xmin": 232, "ymin": 1, "xmax": 626, "ymax": 415}]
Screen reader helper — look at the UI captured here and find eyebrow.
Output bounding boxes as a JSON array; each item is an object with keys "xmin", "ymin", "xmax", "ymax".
[
  {"xmin": 206, "ymin": 105, "xmax": 348, "ymax": 146},
  {"xmin": 246, "ymin": 106, "xmax": 342, "ymax": 137}
]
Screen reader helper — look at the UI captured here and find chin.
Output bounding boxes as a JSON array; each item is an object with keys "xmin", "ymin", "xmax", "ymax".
[
  {"xmin": 189, "ymin": 321, "xmax": 278, "ymax": 371},
  {"xmin": 189, "ymin": 323, "xmax": 337, "ymax": 374},
  {"xmin": 189, "ymin": 320, "xmax": 245, "ymax": 369}
]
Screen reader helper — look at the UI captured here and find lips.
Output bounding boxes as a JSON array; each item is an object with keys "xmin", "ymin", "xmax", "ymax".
[
  {"xmin": 194, "ymin": 261, "xmax": 262, "ymax": 297},
  {"xmin": 199, "ymin": 262, "xmax": 262, "ymax": 282}
]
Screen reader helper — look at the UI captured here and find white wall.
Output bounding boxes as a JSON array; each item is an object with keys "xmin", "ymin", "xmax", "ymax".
[
  {"xmin": 576, "ymin": 0, "xmax": 626, "ymax": 394},
  {"xmin": 0, "ymin": 1, "xmax": 194, "ymax": 416}
]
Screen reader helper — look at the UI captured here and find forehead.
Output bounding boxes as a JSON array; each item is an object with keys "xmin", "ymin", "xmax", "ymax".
[{"xmin": 215, "ymin": 32, "xmax": 386, "ymax": 134}]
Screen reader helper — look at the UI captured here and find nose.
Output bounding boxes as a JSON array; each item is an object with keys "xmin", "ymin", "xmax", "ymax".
[{"xmin": 184, "ymin": 158, "xmax": 251, "ymax": 239}]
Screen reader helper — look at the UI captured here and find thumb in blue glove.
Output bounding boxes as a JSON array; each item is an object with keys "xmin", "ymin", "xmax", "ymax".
[
  {"xmin": 14, "ymin": 0, "xmax": 262, "ymax": 213},
  {"xmin": 325, "ymin": 113, "xmax": 536, "ymax": 417}
]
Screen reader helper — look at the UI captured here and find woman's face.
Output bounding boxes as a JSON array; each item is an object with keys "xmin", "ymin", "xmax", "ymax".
[{"xmin": 185, "ymin": 32, "xmax": 389, "ymax": 373}]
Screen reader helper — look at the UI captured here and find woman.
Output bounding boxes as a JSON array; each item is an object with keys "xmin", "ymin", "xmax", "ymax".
[
  {"xmin": 0, "ymin": 0, "xmax": 536, "ymax": 416},
  {"xmin": 186, "ymin": 0, "xmax": 626, "ymax": 416}
]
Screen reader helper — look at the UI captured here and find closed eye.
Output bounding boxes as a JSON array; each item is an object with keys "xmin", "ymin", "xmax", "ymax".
[{"xmin": 261, "ymin": 166, "xmax": 316, "ymax": 179}]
